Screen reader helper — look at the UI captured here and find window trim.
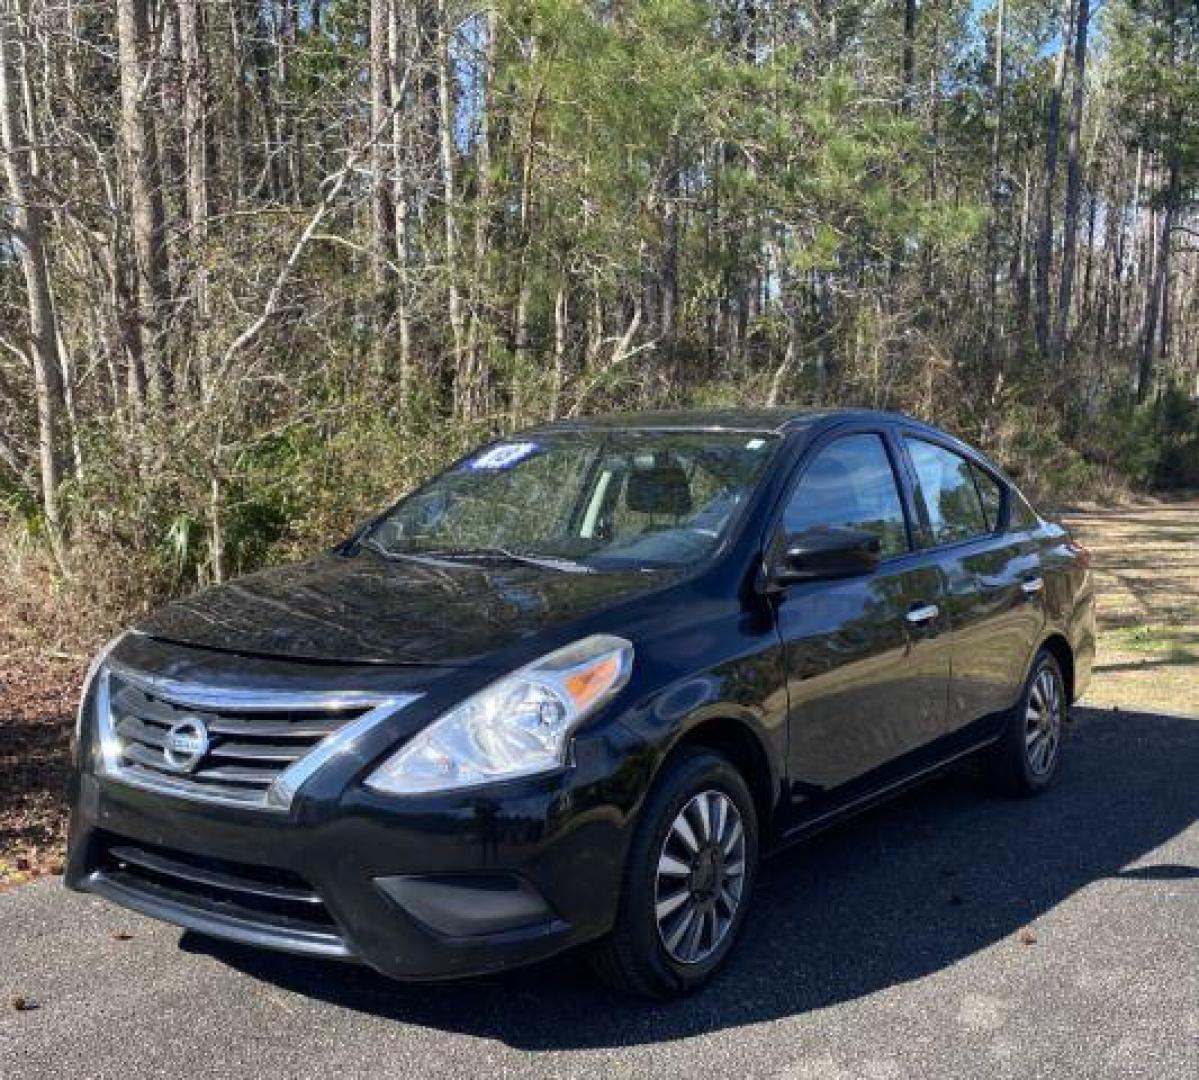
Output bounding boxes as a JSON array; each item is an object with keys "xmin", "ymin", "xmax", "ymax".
[{"xmin": 765, "ymin": 425, "xmax": 918, "ymax": 569}]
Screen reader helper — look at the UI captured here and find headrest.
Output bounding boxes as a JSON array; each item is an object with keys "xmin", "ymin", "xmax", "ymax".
[{"xmin": 626, "ymin": 454, "xmax": 693, "ymax": 516}]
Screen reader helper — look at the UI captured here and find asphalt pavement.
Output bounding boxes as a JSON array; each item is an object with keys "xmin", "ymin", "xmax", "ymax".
[{"xmin": 2, "ymin": 705, "xmax": 1196, "ymax": 1079}]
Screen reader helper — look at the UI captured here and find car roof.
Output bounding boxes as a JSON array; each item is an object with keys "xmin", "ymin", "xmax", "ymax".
[
  {"xmin": 529, "ymin": 407, "xmax": 927, "ymax": 436},
  {"xmin": 526, "ymin": 408, "xmax": 1007, "ymax": 476}
]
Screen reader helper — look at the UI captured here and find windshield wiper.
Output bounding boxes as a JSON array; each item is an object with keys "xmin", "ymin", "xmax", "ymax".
[
  {"xmin": 361, "ymin": 536, "xmax": 593, "ymax": 574},
  {"xmin": 359, "ymin": 537, "xmax": 484, "ymax": 570},
  {"xmin": 424, "ymin": 547, "xmax": 594, "ymax": 574}
]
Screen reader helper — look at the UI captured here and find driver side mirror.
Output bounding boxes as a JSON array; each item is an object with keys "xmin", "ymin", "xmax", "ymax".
[{"xmin": 767, "ymin": 526, "xmax": 882, "ymax": 587}]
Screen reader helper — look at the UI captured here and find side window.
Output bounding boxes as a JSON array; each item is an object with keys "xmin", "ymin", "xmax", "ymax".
[
  {"xmin": 970, "ymin": 464, "xmax": 1004, "ymax": 531},
  {"xmin": 904, "ymin": 438, "xmax": 990, "ymax": 545},
  {"xmin": 783, "ymin": 434, "xmax": 909, "ymax": 557}
]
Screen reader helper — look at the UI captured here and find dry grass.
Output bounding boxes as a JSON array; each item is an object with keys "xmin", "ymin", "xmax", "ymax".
[{"xmin": 1063, "ymin": 501, "xmax": 1199, "ymax": 714}]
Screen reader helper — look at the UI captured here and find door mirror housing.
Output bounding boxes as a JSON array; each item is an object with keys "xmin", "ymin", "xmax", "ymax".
[{"xmin": 768, "ymin": 527, "xmax": 882, "ymax": 586}]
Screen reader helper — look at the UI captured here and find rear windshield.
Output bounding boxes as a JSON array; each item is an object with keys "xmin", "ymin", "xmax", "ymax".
[{"xmin": 363, "ymin": 430, "xmax": 780, "ymax": 570}]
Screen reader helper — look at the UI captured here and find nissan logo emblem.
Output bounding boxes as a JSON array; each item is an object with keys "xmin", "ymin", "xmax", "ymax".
[{"xmin": 162, "ymin": 717, "xmax": 210, "ymax": 773}]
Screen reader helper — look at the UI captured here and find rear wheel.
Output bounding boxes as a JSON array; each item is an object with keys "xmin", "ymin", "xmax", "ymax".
[
  {"xmin": 589, "ymin": 747, "xmax": 758, "ymax": 999},
  {"xmin": 987, "ymin": 649, "xmax": 1067, "ymax": 796}
]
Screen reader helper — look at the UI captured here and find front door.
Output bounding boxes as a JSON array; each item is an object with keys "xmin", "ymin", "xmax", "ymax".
[{"xmin": 773, "ymin": 431, "xmax": 952, "ymax": 817}]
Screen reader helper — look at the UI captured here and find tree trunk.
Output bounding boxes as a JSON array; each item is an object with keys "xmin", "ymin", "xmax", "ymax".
[
  {"xmin": 158, "ymin": 5, "xmax": 184, "ymax": 206},
  {"xmin": 228, "ymin": 0, "xmax": 250, "ymax": 202},
  {"xmin": 1013, "ymin": 165, "xmax": 1032, "ymax": 326},
  {"xmin": 1034, "ymin": 0, "xmax": 1075, "ymax": 359},
  {"xmin": 116, "ymin": 0, "xmax": 171, "ymax": 408},
  {"xmin": 369, "ymin": 0, "xmax": 395, "ymax": 374},
  {"xmin": 1051, "ymin": 0, "xmax": 1089, "ymax": 367},
  {"xmin": 901, "ymin": 0, "xmax": 916, "ymax": 114},
  {"xmin": 179, "ymin": 0, "xmax": 209, "ymax": 395},
  {"xmin": 551, "ymin": 277, "xmax": 568, "ymax": 419},
  {"xmin": 510, "ymin": 62, "xmax": 544, "ymax": 396},
  {"xmin": 985, "ymin": 0, "xmax": 1007, "ymax": 378},
  {"xmin": 0, "ymin": 2, "xmax": 65, "ymax": 544},
  {"xmin": 661, "ymin": 137, "xmax": 681, "ymax": 375},
  {"xmin": 465, "ymin": 3, "xmax": 498, "ymax": 417},
  {"xmin": 389, "ymin": 0, "xmax": 413, "ymax": 405},
  {"xmin": 1138, "ymin": 158, "xmax": 1180, "ymax": 401},
  {"xmin": 435, "ymin": 0, "xmax": 465, "ymax": 411}
]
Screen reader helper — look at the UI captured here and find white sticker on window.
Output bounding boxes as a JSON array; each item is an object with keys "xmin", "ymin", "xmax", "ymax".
[
  {"xmin": 465, "ymin": 441, "xmax": 540, "ymax": 471},
  {"xmin": 746, "ymin": 438, "xmax": 766, "ymax": 450}
]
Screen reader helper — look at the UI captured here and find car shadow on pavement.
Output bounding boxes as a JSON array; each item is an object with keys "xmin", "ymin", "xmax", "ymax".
[{"xmin": 183, "ymin": 706, "xmax": 1199, "ymax": 1050}]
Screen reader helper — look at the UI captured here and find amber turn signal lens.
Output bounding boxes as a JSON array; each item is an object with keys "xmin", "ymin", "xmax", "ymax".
[{"xmin": 563, "ymin": 653, "xmax": 622, "ymax": 713}]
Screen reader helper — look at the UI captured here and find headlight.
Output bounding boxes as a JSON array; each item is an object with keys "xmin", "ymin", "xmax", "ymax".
[
  {"xmin": 74, "ymin": 633, "xmax": 126, "ymax": 742},
  {"xmin": 365, "ymin": 634, "xmax": 633, "ymax": 795}
]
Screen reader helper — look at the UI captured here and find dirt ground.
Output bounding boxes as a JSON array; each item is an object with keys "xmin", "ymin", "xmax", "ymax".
[
  {"xmin": 0, "ymin": 655, "xmax": 78, "ymax": 886},
  {"xmin": 2, "ymin": 499, "xmax": 1196, "ymax": 887},
  {"xmin": 1064, "ymin": 501, "xmax": 1199, "ymax": 715}
]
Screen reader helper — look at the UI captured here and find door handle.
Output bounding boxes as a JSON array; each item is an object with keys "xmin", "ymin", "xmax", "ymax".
[
  {"xmin": 905, "ymin": 603, "xmax": 940, "ymax": 625},
  {"xmin": 1021, "ymin": 576, "xmax": 1044, "ymax": 596}
]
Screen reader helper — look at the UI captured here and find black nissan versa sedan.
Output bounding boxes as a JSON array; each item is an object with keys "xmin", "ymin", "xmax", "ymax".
[{"xmin": 67, "ymin": 409, "xmax": 1095, "ymax": 998}]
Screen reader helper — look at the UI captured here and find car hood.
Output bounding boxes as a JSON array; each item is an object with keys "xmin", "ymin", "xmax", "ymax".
[{"xmin": 135, "ymin": 550, "xmax": 675, "ymax": 666}]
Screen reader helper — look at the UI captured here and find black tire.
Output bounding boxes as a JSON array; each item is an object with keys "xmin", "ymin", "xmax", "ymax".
[
  {"xmin": 986, "ymin": 649, "xmax": 1067, "ymax": 796},
  {"xmin": 588, "ymin": 746, "xmax": 758, "ymax": 999}
]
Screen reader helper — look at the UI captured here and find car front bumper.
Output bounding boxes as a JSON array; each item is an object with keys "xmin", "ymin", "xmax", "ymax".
[{"xmin": 65, "ymin": 724, "xmax": 646, "ymax": 981}]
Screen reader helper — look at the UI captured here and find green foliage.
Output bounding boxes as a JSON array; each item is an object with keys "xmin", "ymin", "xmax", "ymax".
[
  {"xmin": 1146, "ymin": 387, "xmax": 1199, "ymax": 488},
  {"xmin": 1106, "ymin": 0, "xmax": 1199, "ymax": 173}
]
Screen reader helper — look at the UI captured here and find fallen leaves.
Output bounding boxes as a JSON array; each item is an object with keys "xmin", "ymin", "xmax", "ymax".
[
  {"xmin": 1017, "ymin": 928, "xmax": 1038, "ymax": 946},
  {"xmin": 0, "ymin": 848, "xmax": 69, "ymax": 892},
  {"xmin": 0, "ymin": 651, "xmax": 83, "ymax": 888}
]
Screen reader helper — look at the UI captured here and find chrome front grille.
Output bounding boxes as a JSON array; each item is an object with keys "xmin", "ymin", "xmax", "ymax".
[
  {"xmin": 95, "ymin": 662, "xmax": 420, "ymax": 810},
  {"xmin": 109, "ymin": 677, "xmax": 354, "ymax": 802}
]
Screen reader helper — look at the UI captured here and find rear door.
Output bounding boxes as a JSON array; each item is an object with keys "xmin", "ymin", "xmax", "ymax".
[
  {"xmin": 773, "ymin": 427, "xmax": 952, "ymax": 813},
  {"xmin": 899, "ymin": 432, "xmax": 1046, "ymax": 735}
]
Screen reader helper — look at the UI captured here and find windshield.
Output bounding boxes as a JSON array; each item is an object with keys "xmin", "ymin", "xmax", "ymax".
[{"xmin": 363, "ymin": 430, "xmax": 780, "ymax": 570}]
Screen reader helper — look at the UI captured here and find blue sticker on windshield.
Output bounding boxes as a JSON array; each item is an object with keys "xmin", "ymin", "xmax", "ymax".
[{"xmin": 465, "ymin": 441, "xmax": 540, "ymax": 471}]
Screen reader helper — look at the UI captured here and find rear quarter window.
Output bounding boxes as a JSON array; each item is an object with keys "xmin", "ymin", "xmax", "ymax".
[
  {"xmin": 969, "ymin": 464, "xmax": 1003, "ymax": 531},
  {"xmin": 1008, "ymin": 489, "xmax": 1042, "ymax": 531}
]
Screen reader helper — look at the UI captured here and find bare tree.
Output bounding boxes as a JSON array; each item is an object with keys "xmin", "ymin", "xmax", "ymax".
[
  {"xmin": 389, "ymin": 0, "xmax": 415, "ymax": 401},
  {"xmin": 116, "ymin": 0, "xmax": 171, "ymax": 408},
  {"xmin": 179, "ymin": 0, "xmax": 209, "ymax": 391},
  {"xmin": 369, "ymin": 0, "xmax": 395, "ymax": 374},
  {"xmin": 435, "ymin": 0, "xmax": 465, "ymax": 404},
  {"xmin": 0, "ymin": 0, "xmax": 64, "ymax": 544}
]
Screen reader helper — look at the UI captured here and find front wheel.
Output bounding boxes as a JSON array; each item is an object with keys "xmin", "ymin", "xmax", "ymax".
[
  {"xmin": 987, "ymin": 649, "xmax": 1067, "ymax": 796},
  {"xmin": 588, "ymin": 747, "xmax": 758, "ymax": 999}
]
